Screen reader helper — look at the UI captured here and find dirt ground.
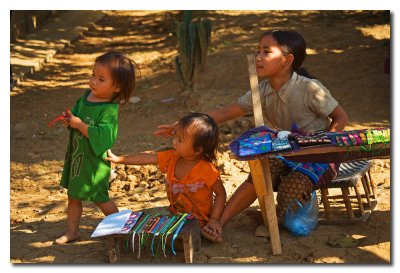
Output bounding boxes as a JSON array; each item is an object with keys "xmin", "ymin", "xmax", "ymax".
[{"xmin": 10, "ymin": 10, "xmax": 391, "ymax": 264}]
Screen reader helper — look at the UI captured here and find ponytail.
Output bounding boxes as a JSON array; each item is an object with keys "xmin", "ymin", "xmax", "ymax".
[{"xmin": 296, "ymin": 67, "xmax": 316, "ymax": 80}]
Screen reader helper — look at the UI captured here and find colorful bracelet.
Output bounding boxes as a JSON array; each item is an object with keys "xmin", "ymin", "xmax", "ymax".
[
  {"xmin": 341, "ymin": 136, "xmax": 349, "ymax": 146},
  {"xmin": 366, "ymin": 129, "xmax": 374, "ymax": 144},
  {"xmin": 348, "ymin": 134, "xmax": 358, "ymax": 146},
  {"xmin": 352, "ymin": 133, "xmax": 362, "ymax": 145},
  {"xmin": 359, "ymin": 132, "xmax": 367, "ymax": 144}
]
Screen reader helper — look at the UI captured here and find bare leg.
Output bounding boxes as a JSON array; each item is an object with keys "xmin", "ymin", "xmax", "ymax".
[
  {"xmin": 96, "ymin": 200, "xmax": 119, "ymax": 216},
  {"xmin": 55, "ymin": 197, "xmax": 82, "ymax": 244},
  {"xmin": 219, "ymin": 181, "xmax": 257, "ymax": 226}
]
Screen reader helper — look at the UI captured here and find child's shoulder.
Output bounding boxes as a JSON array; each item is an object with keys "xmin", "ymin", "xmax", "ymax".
[
  {"xmin": 199, "ymin": 159, "xmax": 220, "ymax": 175},
  {"xmin": 295, "ymin": 74, "xmax": 328, "ymax": 92}
]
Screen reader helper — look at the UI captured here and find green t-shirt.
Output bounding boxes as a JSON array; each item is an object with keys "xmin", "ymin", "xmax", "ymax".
[{"xmin": 60, "ymin": 90, "xmax": 119, "ymax": 202}]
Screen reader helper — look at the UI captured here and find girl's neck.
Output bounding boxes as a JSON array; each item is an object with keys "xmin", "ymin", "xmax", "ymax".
[
  {"xmin": 179, "ymin": 155, "xmax": 202, "ymax": 164},
  {"xmin": 269, "ymin": 71, "xmax": 292, "ymax": 92},
  {"xmin": 87, "ymin": 92, "xmax": 113, "ymax": 103}
]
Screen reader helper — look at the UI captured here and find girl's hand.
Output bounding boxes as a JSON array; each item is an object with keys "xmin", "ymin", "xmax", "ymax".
[
  {"xmin": 153, "ymin": 122, "xmax": 178, "ymax": 139},
  {"xmin": 105, "ymin": 149, "xmax": 121, "ymax": 163},
  {"xmin": 205, "ymin": 218, "xmax": 222, "ymax": 235},
  {"xmin": 65, "ymin": 110, "xmax": 82, "ymax": 129},
  {"xmin": 61, "ymin": 112, "xmax": 70, "ymax": 127}
]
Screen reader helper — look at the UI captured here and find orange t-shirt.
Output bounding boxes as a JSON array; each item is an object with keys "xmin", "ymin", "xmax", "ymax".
[{"xmin": 157, "ymin": 150, "xmax": 220, "ymax": 227}]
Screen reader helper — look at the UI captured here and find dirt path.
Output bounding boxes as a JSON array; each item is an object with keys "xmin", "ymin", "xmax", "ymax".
[{"xmin": 10, "ymin": 10, "xmax": 390, "ymax": 264}]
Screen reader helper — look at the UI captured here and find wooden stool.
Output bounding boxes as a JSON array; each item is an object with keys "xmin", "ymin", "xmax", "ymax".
[
  {"xmin": 316, "ymin": 160, "xmax": 377, "ymax": 224},
  {"xmin": 99, "ymin": 218, "xmax": 201, "ymax": 263}
]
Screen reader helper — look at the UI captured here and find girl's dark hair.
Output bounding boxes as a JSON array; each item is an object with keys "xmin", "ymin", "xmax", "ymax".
[
  {"xmin": 260, "ymin": 29, "xmax": 314, "ymax": 78},
  {"xmin": 95, "ymin": 51, "xmax": 137, "ymax": 105},
  {"xmin": 178, "ymin": 112, "xmax": 219, "ymax": 162}
]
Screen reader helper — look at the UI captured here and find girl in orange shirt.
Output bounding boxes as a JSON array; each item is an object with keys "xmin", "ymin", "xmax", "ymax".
[{"xmin": 106, "ymin": 112, "xmax": 226, "ymax": 243}]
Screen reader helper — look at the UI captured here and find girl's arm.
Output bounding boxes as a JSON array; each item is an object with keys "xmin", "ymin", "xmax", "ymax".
[
  {"xmin": 206, "ymin": 178, "xmax": 227, "ymax": 233},
  {"xmin": 65, "ymin": 110, "xmax": 89, "ymax": 137},
  {"xmin": 105, "ymin": 150, "xmax": 158, "ymax": 165},
  {"xmin": 154, "ymin": 103, "xmax": 247, "ymax": 138},
  {"xmin": 328, "ymin": 105, "xmax": 348, "ymax": 132},
  {"xmin": 205, "ymin": 103, "xmax": 248, "ymax": 124}
]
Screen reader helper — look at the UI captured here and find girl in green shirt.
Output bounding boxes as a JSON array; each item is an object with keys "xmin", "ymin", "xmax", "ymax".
[{"xmin": 55, "ymin": 51, "xmax": 136, "ymax": 244}]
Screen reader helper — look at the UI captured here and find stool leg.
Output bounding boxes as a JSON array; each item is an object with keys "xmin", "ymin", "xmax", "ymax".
[
  {"xmin": 367, "ymin": 169, "xmax": 377, "ymax": 199},
  {"xmin": 361, "ymin": 176, "xmax": 372, "ymax": 207},
  {"xmin": 363, "ymin": 173, "xmax": 373, "ymax": 197},
  {"xmin": 341, "ymin": 187, "xmax": 355, "ymax": 219},
  {"xmin": 354, "ymin": 183, "xmax": 365, "ymax": 216},
  {"xmin": 183, "ymin": 233, "xmax": 193, "ymax": 263},
  {"xmin": 320, "ymin": 188, "xmax": 333, "ymax": 221}
]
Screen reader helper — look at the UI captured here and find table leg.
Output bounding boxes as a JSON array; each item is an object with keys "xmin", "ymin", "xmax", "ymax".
[
  {"xmin": 105, "ymin": 237, "xmax": 121, "ymax": 263},
  {"xmin": 183, "ymin": 233, "xmax": 193, "ymax": 263},
  {"xmin": 248, "ymin": 158, "xmax": 282, "ymax": 255}
]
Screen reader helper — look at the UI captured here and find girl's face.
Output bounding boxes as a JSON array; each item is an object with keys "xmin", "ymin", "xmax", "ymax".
[
  {"xmin": 89, "ymin": 62, "xmax": 120, "ymax": 101},
  {"xmin": 256, "ymin": 35, "xmax": 289, "ymax": 78},
  {"xmin": 172, "ymin": 126, "xmax": 202, "ymax": 160}
]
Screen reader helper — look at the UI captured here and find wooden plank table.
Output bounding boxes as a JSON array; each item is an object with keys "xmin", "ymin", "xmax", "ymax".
[{"xmin": 235, "ymin": 142, "xmax": 390, "ymax": 256}]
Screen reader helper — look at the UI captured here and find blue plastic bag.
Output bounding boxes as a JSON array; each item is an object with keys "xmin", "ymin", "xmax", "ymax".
[{"xmin": 284, "ymin": 191, "xmax": 319, "ymax": 236}]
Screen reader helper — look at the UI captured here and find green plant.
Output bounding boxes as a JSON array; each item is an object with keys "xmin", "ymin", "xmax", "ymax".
[{"xmin": 175, "ymin": 11, "xmax": 211, "ymax": 91}]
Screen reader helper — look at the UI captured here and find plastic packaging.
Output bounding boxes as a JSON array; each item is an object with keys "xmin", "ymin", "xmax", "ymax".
[{"xmin": 284, "ymin": 191, "xmax": 319, "ymax": 236}]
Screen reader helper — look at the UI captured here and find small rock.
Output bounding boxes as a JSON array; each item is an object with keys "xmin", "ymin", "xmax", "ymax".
[
  {"xmin": 110, "ymin": 172, "xmax": 118, "ymax": 180},
  {"xmin": 27, "ymin": 152, "xmax": 40, "ymax": 159},
  {"xmin": 129, "ymin": 96, "xmax": 141, "ymax": 104},
  {"xmin": 127, "ymin": 174, "xmax": 138, "ymax": 183},
  {"xmin": 135, "ymin": 186, "xmax": 145, "ymax": 193},
  {"xmin": 133, "ymin": 193, "xmax": 140, "ymax": 199},
  {"xmin": 117, "ymin": 171, "xmax": 127, "ymax": 181}
]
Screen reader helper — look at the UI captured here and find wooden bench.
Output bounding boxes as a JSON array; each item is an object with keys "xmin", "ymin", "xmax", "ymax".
[{"xmin": 98, "ymin": 218, "xmax": 201, "ymax": 263}]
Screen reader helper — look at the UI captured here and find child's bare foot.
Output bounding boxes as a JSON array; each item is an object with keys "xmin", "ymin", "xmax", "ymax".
[
  {"xmin": 54, "ymin": 232, "xmax": 79, "ymax": 244},
  {"xmin": 201, "ymin": 226, "xmax": 223, "ymax": 243}
]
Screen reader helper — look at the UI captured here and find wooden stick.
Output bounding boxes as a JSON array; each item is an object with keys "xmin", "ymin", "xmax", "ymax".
[
  {"xmin": 247, "ymin": 54, "xmax": 264, "ymax": 127},
  {"xmin": 248, "ymin": 159, "xmax": 282, "ymax": 255},
  {"xmin": 246, "ymin": 54, "xmax": 282, "ymax": 255}
]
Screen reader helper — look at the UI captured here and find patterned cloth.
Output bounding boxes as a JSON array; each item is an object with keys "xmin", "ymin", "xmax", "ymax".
[
  {"xmin": 229, "ymin": 126, "xmax": 278, "ymax": 160},
  {"xmin": 291, "ymin": 130, "xmax": 331, "ymax": 147},
  {"xmin": 239, "ymin": 131, "xmax": 272, "ymax": 156},
  {"xmin": 272, "ymin": 136, "xmax": 292, "ymax": 151},
  {"xmin": 274, "ymin": 155, "xmax": 329, "ymax": 184}
]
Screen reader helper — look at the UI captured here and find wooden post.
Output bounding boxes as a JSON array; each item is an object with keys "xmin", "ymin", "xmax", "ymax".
[
  {"xmin": 183, "ymin": 233, "xmax": 193, "ymax": 263},
  {"xmin": 248, "ymin": 159, "xmax": 282, "ymax": 255},
  {"xmin": 246, "ymin": 54, "xmax": 282, "ymax": 255},
  {"xmin": 247, "ymin": 54, "xmax": 264, "ymax": 127}
]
